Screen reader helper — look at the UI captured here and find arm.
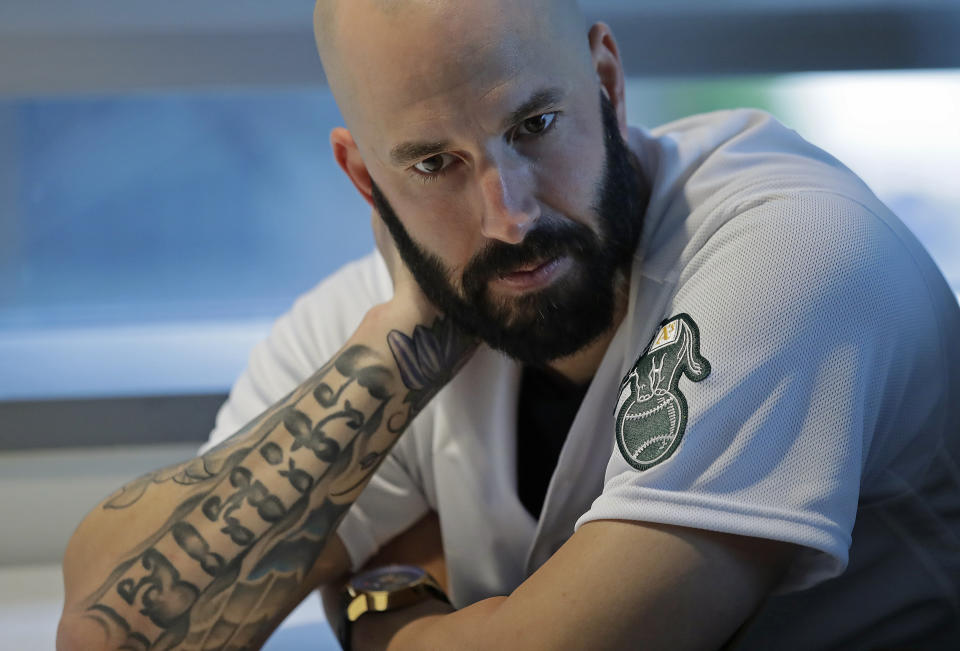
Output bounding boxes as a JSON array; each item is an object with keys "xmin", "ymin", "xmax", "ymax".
[
  {"xmin": 57, "ymin": 299, "xmax": 473, "ymax": 651},
  {"xmin": 320, "ymin": 511, "xmax": 453, "ymax": 650},
  {"xmin": 390, "ymin": 519, "xmax": 796, "ymax": 651}
]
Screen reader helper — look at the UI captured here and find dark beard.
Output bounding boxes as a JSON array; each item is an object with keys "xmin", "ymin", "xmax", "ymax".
[{"xmin": 370, "ymin": 91, "xmax": 647, "ymax": 366}]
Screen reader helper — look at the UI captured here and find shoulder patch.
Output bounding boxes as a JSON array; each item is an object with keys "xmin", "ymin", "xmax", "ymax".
[{"xmin": 615, "ymin": 313, "xmax": 711, "ymax": 471}]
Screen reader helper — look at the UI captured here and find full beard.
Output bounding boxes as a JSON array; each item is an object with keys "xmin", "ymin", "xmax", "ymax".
[{"xmin": 370, "ymin": 91, "xmax": 647, "ymax": 366}]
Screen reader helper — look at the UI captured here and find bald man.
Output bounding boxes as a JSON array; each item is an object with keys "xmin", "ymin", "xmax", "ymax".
[{"xmin": 58, "ymin": 1, "xmax": 960, "ymax": 649}]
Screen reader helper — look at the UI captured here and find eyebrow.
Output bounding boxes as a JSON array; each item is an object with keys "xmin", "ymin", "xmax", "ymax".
[
  {"xmin": 389, "ymin": 140, "xmax": 452, "ymax": 167},
  {"xmin": 388, "ymin": 86, "xmax": 567, "ymax": 167},
  {"xmin": 499, "ymin": 86, "xmax": 565, "ymax": 132}
]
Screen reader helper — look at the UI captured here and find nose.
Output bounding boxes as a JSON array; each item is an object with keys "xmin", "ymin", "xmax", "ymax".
[{"xmin": 478, "ymin": 157, "xmax": 540, "ymax": 244}]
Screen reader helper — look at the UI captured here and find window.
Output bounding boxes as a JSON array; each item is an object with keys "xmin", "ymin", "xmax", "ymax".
[
  {"xmin": 0, "ymin": 89, "xmax": 372, "ymax": 399},
  {"xmin": 1, "ymin": 71, "xmax": 956, "ymax": 401}
]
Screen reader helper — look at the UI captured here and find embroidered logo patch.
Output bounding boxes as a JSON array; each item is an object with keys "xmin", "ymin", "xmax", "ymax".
[{"xmin": 615, "ymin": 313, "xmax": 711, "ymax": 471}]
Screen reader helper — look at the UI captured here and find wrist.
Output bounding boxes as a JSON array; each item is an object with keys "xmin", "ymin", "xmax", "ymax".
[
  {"xmin": 386, "ymin": 291, "xmax": 441, "ymax": 326},
  {"xmin": 352, "ymin": 302, "xmax": 476, "ymax": 432},
  {"xmin": 337, "ymin": 564, "xmax": 452, "ymax": 651},
  {"xmin": 362, "ymin": 301, "xmax": 476, "ymax": 372},
  {"xmin": 361, "ymin": 297, "xmax": 435, "ymax": 336}
]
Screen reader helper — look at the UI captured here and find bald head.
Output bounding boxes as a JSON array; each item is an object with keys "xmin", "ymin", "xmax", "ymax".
[
  {"xmin": 314, "ymin": 0, "xmax": 407, "ymax": 56},
  {"xmin": 313, "ymin": 0, "xmax": 592, "ymax": 141},
  {"xmin": 314, "ymin": 0, "xmax": 585, "ymax": 54}
]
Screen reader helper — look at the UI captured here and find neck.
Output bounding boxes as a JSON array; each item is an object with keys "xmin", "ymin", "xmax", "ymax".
[{"xmin": 546, "ymin": 272, "xmax": 630, "ymax": 385}]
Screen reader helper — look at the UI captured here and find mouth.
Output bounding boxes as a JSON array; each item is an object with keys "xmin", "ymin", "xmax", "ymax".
[{"xmin": 490, "ymin": 256, "xmax": 571, "ymax": 293}]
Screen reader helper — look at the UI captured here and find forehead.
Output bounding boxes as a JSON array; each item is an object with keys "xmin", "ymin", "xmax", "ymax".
[{"xmin": 335, "ymin": 0, "xmax": 587, "ymax": 149}]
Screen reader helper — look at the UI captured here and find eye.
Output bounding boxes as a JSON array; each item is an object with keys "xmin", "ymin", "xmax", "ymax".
[
  {"xmin": 413, "ymin": 153, "xmax": 455, "ymax": 176},
  {"xmin": 514, "ymin": 112, "xmax": 557, "ymax": 138}
]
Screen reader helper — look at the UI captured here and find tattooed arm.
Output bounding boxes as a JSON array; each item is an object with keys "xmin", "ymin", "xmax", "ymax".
[{"xmin": 58, "ymin": 300, "xmax": 474, "ymax": 651}]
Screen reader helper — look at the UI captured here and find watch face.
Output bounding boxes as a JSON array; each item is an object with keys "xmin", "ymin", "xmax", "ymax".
[{"xmin": 351, "ymin": 565, "xmax": 425, "ymax": 592}]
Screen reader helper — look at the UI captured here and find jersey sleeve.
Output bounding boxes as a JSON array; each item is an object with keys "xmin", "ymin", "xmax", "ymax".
[
  {"xmin": 576, "ymin": 192, "xmax": 946, "ymax": 592},
  {"xmin": 199, "ymin": 251, "xmax": 431, "ymax": 570}
]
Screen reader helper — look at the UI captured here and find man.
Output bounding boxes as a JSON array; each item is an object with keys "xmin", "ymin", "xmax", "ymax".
[{"xmin": 58, "ymin": 0, "xmax": 960, "ymax": 649}]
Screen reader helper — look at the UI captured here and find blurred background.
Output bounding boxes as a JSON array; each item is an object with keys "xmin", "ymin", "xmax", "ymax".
[{"xmin": 1, "ymin": 0, "xmax": 958, "ymax": 648}]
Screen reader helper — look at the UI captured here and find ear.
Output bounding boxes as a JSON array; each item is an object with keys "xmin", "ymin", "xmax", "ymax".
[
  {"xmin": 588, "ymin": 22, "xmax": 628, "ymax": 138},
  {"xmin": 330, "ymin": 126, "xmax": 375, "ymax": 208}
]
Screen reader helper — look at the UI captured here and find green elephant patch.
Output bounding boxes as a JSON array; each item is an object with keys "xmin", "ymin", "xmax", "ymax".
[{"xmin": 616, "ymin": 313, "xmax": 711, "ymax": 471}]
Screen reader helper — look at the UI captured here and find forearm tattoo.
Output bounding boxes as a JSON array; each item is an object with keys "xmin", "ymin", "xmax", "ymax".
[{"xmin": 82, "ymin": 316, "xmax": 473, "ymax": 650}]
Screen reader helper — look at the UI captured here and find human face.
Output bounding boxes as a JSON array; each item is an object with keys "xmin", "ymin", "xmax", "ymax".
[
  {"xmin": 323, "ymin": 1, "xmax": 645, "ymax": 363},
  {"xmin": 371, "ymin": 92, "xmax": 646, "ymax": 365}
]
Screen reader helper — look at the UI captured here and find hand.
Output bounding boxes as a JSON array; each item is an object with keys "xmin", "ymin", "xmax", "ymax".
[
  {"xmin": 371, "ymin": 207, "xmax": 439, "ymax": 322},
  {"xmin": 369, "ymin": 207, "xmax": 479, "ymax": 400}
]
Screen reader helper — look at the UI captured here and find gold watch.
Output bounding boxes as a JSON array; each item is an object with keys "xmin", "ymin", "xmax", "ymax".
[{"xmin": 336, "ymin": 564, "xmax": 449, "ymax": 650}]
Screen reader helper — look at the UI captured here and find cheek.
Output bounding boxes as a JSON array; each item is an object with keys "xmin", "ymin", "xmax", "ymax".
[
  {"xmin": 393, "ymin": 193, "xmax": 483, "ymax": 270},
  {"xmin": 535, "ymin": 158, "xmax": 596, "ymax": 219},
  {"xmin": 534, "ymin": 112, "xmax": 606, "ymax": 225}
]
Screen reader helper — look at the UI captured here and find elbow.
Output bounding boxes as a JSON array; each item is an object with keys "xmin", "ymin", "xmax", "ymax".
[
  {"xmin": 59, "ymin": 499, "xmax": 120, "ymax": 615},
  {"xmin": 56, "ymin": 615, "xmax": 83, "ymax": 651},
  {"xmin": 57, "ymin": 610, "xmax": 109, "ymax": 651},
  {"xmin": 60, "ymin": 518, "xmax": 89, "ymax": 613},
  {"xmin": 58, "ymin": 520, "xmax": 108, "ymax": 650},
  {"xmin": 57, "ymin": 551, "xmax": 89, "ymax": 651}
]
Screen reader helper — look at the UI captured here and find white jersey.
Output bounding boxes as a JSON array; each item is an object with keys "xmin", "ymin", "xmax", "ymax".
[{"xmin": 203, "ymin": 109, "xmax": 960, "ymax": 649}]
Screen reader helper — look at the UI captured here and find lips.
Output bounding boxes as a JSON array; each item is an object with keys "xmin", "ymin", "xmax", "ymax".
[
  {"xmin": 492, "ymin": 256, "xmax": 569, "ymax": 293},
  {"xmin": 501, "ymin": 258, "xmax": 556, "ymax": 279}
]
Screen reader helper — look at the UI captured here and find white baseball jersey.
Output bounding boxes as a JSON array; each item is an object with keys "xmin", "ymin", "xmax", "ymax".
[{"xmin": 203, "ymin": 109, "xmax": 960, "ymax": 649}]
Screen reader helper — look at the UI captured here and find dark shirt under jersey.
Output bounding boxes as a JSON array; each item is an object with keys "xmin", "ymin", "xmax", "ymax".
[{"xmin": 516, "ymin": 364, "xmax": 589, "ymax": 519}]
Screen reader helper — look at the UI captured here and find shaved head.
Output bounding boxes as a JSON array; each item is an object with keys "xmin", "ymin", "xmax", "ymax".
[
  {"xmin": 314, "ymin": 0, "xmax": 408, "ymax": 53},
  {"xmin": 314, "ymin": 0, "xmax": 586, "ymax": 52},
  {"xmin": 313, "ymin": 0, "xmax": 591, "ymax": 142}
]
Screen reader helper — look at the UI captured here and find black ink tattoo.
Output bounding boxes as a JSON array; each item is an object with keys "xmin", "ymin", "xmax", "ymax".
[
  {"xmin": 387, "ymin": 315, "xmax": 475, "ymax": 427},
  {"xmin": 80, "ymin": 316, "xmax": 472, "ymax": 649}
]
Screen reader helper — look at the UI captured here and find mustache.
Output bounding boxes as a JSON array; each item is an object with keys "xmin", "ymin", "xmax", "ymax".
[{"xmin": 461, "ymin": 216, "xmax": 598, "ymax": 295}]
